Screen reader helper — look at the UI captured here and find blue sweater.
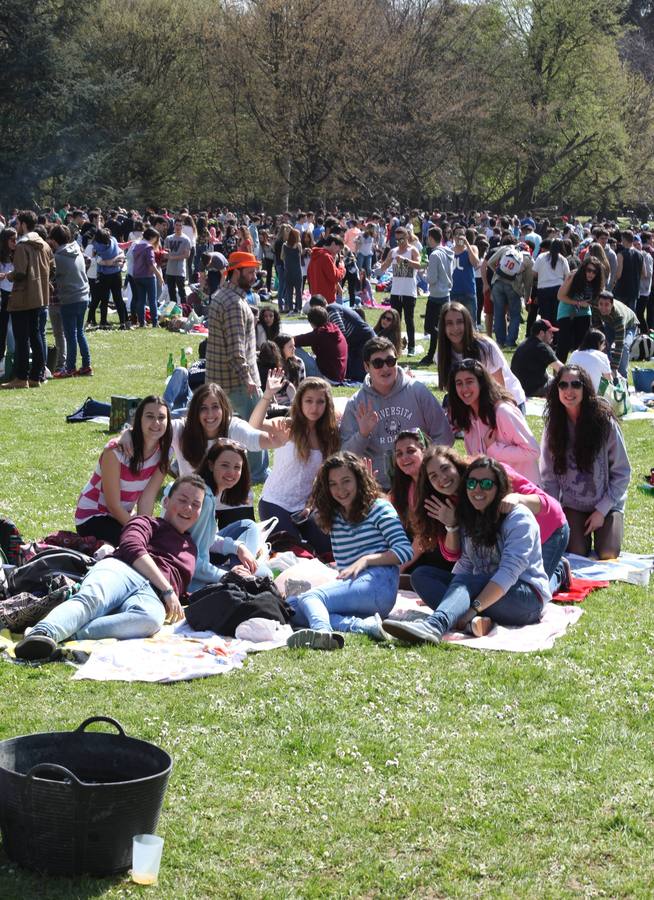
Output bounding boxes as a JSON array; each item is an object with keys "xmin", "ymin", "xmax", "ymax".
[
  {"xmin": 331, "ymin": 499, "xmax": 412, "ymax": 569},
  {"xmin": 453, "ymin": 505, "xmax": 552, "ymax": 604}
]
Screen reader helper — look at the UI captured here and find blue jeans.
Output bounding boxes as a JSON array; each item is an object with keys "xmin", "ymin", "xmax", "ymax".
[
  {"xmin": 410, "ymin": 565, "xmax": 454, "ymax": 610},
  {"xmin": 492, "ymin": 280, "xmax": 522, "ymax": 346},
  {"xmin": 356, "ymin": 253, "xmax": 373, "ymax": 277},
  {"xmin": 228, "ymin": 385, "xmax": 270, "ymax": 484},
  {"xmin": 289, "ymin": 565, "xmax": 399, "ymax": 633},
  {"xmin": 426, "ymin": 573, "xmax": 543, "ymax": 635},
  {"xmin": 603, "ymin": 323, "xmax": 637, "ymax": 379},
  {"xmin": 451, "ymin": 293, "xmax": 477, "ymax": 323},
  {"xmin": 134, "ymin": 275, "xmax": 158, "ymax": 326},
  {"xmin": 213, "ymin": 519, "xmax": 272, "ymax": 577},
  {"xmin": 60, "ymin": 301, "xmax": 91, "ymax": 372},
  {"xmin": 36, "ymin": 558, "xmax": 165, "ymax": 642},
  {"xmin": 163, "ymin": 366, "xmax": 192, "ymax": 416},
  {"xmin": 274, "ymin": 263, "xmax": 286, "ymax": 309},
  {"xmin": 258, "ymin": 498, "xmax": 332, "ymax": 557},
  {"xmin": 541, "ymin": 523, "xmax": 570, "ymax": 593}
]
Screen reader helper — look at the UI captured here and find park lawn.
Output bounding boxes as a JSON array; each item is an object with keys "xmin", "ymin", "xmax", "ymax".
[{"xmin": 0, "ymin": 309, "xmax": 653, "ymax": 899}]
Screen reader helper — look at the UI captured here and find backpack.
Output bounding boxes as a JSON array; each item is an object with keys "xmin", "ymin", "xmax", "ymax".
[
  {"xmin": 0, "ymin": 517, "xmax": 25, "ymax": 566},
  {"xmin": 4, "ymin": 548, "xmax": 94, "ymax": 599},
  {"xmin": 629, "ymin": 334, "xmax": 654, "ymax": 362},
  {"xmin": 185, "ymin": 572, "xmax": 293, "ymax": 636},
  {"xmin": 497, "ymin": 246, "xmax": 525, "ymax": 279}
]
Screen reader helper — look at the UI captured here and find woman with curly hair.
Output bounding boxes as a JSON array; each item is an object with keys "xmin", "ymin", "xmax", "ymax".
[
  {"xmin": 253, "ymin": 374, "xmax": 340, "ymax": 554},
  {"xmin": 448, "ymin": 358, "xmax": 540, "ymax": 483},
  {"xmin": 373, "ymin": 307, "xmax": 402, "ymax": 356},
  {"xmin": 256, "ymin": 305, "xmax": 281, "ymax": 347},
  {"xmin": 383, "ymin": 457, "xmax": 550, "ymax": 644},
  {"xmin": 287, "ymin": 452, "xmax": 413, "ymax": 650},
  {"xmin": 556, "ymin": 255, "xmax": 605, "ymax": 362},
  {"xmin": 436, "ymin": 302, "xmax": 526, "ymax": 407},
  {"xmin": 540, "ymin": 365, "xmax": 631, "ymax": 558}
]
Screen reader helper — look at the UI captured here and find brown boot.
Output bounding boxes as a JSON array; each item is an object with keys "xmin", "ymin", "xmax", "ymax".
[
  {"xmin": 28, "ymin": 380, "xmax": 44, "ymax": 388},
  {"xmin": 1, "ymin": 378, "xmax": 29, "ymax": 389}
]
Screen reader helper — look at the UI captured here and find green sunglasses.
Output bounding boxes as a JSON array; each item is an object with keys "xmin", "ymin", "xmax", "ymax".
[{"xmin": 466, "ymin": 477, "xmax": 497, "ymax": 491}]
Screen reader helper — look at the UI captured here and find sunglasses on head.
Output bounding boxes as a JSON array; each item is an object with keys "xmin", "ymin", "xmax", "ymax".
[
  {"xmin": 369, "ymin": 356, "xmax": 397, "ymax": 369},
  {"xmin": 454, "ymin": 358, "xmax": 481, "ymax": 373},
  {"xmin": 466, "ymin": 477, "xmax": 497, "ymax": 491},
  {"xmin": 558, "ymin": 379, "xmax": 583, "ymax": 390},
  {"xmin": 215, "ymin": 438, "xmax": 246, "ymax": 451}
]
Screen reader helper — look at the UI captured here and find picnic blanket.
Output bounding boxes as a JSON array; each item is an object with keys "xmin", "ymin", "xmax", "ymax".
[
  {"xmin": 566, "ymin": 552, "xmax": 653, "ymax": 586},
  {"xmin": 386, "ymin": 590, "xmax": 583, "ymax": 652}
]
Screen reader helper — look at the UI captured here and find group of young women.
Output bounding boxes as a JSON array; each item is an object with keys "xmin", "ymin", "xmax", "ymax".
[{"xmin": 66, "ymin": 292, "xmax": 631, "ymax": 649}]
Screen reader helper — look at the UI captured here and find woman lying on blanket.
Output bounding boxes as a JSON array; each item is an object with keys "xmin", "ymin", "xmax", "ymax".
[
  {"xmin": 118, "ymin": 382, "xmax": 285, "ymax": 477},
  {"xmin": 15, "ymin": 475, "xmax": 207, "ymax": 661},
  {"xmin": 75, "ymin": 395, "xmax": 172, "ymax": 546},
  {"xmin": 286, "ymin": 452, "xmax": 412, "ymax": 651},
  {"xmin": 408, "ymin": 445, "xmax": 570, "ymax": 606},
  {"xmin": 185, "ymin": 438, "xmax": 271, "ymax": 593},
  {"xmin": 383, "ymin": 457, "xmax": 551, "ymax": 644},
  {"xmin": 540, "ymin": 365, "xmax": 631, "ymax": 559}
]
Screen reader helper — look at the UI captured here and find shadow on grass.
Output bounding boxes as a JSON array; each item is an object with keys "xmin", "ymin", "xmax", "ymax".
[{"xmin": 0, "ymin": 844, "xmax": 126, "ymax": 898}]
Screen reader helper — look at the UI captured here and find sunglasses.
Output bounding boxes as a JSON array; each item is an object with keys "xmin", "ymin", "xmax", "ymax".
[
  {"xmin": 381, "ymin": 314, "xmax": 393, "ymax": 321},
  {"xmin": 369, "ymin": 356, "xmax": 397, "ymax": 369},
  {"xmin": 215, "ymin": 438, "xmax": 246, "ymax": 451},
  {"xmin": 558, "ymin": 379, "xmax": 583, "ymax": 390},
  {"xmin": 466, "ymin": 477, "xmax": 497, "ymax": 491},
  {"xmin": 586, "ymin": 268, "xmax": 598, "ymax": 274}
]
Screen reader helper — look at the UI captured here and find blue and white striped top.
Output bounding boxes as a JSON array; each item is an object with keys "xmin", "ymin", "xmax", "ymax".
[{"xmin": 331, "ymin": 499, "xmax": 413, "ymax": 569}]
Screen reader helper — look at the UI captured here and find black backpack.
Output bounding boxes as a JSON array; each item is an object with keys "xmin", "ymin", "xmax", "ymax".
[
  {"xmin": 185, "ymin": 572, "xmax": 293, "ymax": 636},
  {"xmin": 5, "ymin": 548, "xmax": 94, "ymax": 599}
]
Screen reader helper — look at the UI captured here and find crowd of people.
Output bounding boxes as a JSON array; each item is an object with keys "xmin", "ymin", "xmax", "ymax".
[{"xmin": 1, "ymin": 203, "xmax": 644, "ymax": 659}]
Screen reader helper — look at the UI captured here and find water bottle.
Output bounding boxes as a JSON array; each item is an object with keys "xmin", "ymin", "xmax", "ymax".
[{"xmin": 166, "ymin": 353, "xmax": 174, "ymax": 377}]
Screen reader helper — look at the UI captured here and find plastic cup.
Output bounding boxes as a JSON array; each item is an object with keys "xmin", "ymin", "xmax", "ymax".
[{"xmin": 131, "ymin": 834, "xmax": 164, "ymax": 885}]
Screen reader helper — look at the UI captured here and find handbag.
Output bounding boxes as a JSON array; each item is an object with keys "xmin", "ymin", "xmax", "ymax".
[{"xmin": 598, "ymin": 374, "xmax": 631, "ymax": 417}]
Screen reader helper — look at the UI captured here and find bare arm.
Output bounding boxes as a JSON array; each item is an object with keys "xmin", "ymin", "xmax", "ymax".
[
  {"xmin": 99, "ymin": 450, "xmax": 132, "ymax": 525},
  {"xmin": 136, "ymin": 467, "xmax": 167, "ymax": 516}
]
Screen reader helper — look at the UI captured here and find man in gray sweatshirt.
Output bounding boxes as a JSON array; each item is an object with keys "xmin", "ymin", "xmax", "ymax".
[
  {"xmin": 340, "ymin": 336, "xmax": 454, "ymax": 490},
  {"xmin": 418, "ymin": 226, "xmax": 454, "ymax": 365}
]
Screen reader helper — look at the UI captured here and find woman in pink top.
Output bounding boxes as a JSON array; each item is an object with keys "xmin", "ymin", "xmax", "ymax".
[
  {"xmin": 448, "ymin": 358, "xmax": 541, "ymax": 484},
  {"xmin": 409, "ymin": 444, "xmax": 570, "ymax": 609},
  {"xmin": 75, "ymin": 395, "xmax": 172, "ymax": 546}
]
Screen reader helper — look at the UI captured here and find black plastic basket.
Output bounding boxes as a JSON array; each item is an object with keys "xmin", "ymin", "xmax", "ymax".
[{"xmin": 0, "ymin": 716, "xmax": 172, "ymax": 876}]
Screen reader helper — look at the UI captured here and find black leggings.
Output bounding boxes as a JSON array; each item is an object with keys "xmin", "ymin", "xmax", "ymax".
[
  {"xmin": 556, "ymin": 315, "xmax": 590, "ymax": 363},
  {"xmin": 262, "ymin": 258, "xmax": 274, "ymax": 291},
  {"xmin": 98, "ymin": 272, "xmax": 127, "ymax": 325},
  {"xmin": 564, "ymin": 507, "xmax": 623, "ymax": 559},
  {"xmin": 166, "ymin": 275, "xmax": 186, "ymax": 306},
  {"xmin": 391, "ymin": 294, "xmax": 416, "ymax": 352},
  {"xmin": 77, "ymin": 515, "xmax": 124, "ymax": 546}
]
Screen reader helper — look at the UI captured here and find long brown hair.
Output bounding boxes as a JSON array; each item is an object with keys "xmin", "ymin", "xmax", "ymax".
[
  {"xmin": 543, "ymin": 365, "xmax": 614, "ymax": 474},
  {"xmin": 197, "ymin": 439, "xmax": 250, "ymax": 507},
  {"xmin": 311, "ymin": 452, "xmax": 379, "ymax": 530},
  {"xmin": 181, "ymin": 383, "xmax": 232, "ymax": 469},
  {"xmin": 458, "ymin": 457, "xmax": 511, "ymax": 549},
  {"xmin": 288, "ymin": 377, "xmax": 339, "ymax": 462},
  {"xmin": 447, "ymin": 358, "xmax": 516, "ymax": 432},
  {"xmin": 436, "ymin": 301, "xmax": 496, "ymax": 390},
  {"xmin": 131, "ymin": 395, "xmax": 172, "ymax": 475},
  {"xmin": 411, "ymin": 445, "xmax": 467, "ymax": 548},
  {"xmin": 390, "ymin": 429, "xmax": 429, "ymax": 529},
  {"xmin": 373, "ymin": 308, "xmax": 402, "ymax": 355}
]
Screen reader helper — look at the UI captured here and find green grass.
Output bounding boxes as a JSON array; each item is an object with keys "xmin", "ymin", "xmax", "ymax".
[{"xmin": 1, "ymin": 307, "xmax": 653, "ymax": 898}]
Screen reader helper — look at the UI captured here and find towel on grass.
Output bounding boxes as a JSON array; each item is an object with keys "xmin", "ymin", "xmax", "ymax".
[{"xmin": 567, "ymin": 552, "xmax": 653, "ymax": 586}]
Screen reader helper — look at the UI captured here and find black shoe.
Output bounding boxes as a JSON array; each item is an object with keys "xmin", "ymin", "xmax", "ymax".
[
  {"xmin": 14, "ymin": 633, "xmax": 57, "ymax": 661},
  {"xmin": 416, "ymin": 356, "xmax": 433, "ymax": 367}
]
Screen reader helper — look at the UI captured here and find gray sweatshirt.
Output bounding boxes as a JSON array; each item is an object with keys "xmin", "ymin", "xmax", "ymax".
[
  {"xmin": 426, "ymin": 245, "xmax": 454, "ymax": 298},
  {"xmin": 340, "ymin": 367, "xmax": 454, "ymax": 489},
  {"xmin": 454, "ymin": 505, "xmax": 552, "ymax": 604},
  {"xmin": 539, "ymin": 417, "xmax": 631, "ymax": 515},
  {"xmin": 54, "ymin": 242, "xmax": 90, "ymax": 305}
]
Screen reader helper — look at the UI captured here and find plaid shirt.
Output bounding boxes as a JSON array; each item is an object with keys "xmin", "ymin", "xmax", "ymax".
[{"xmin": 206, "ymin": 283, "xmax": 260, "ymax": 391}]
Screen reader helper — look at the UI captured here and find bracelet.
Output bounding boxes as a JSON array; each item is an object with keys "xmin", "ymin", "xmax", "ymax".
[{"xmin": 444, "ymin": 525, "xmax": 460, "ymax": 533}]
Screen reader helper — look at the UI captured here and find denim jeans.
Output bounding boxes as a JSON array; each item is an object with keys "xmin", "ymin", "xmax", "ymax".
[
  {"xmin": 36, "ymin": 558, "xmax": 165, "ymax": 642},
  {"xmin": 289, "ymin": 565, "xmax": 399, "ymax": 633},
  {"xmin": 99, "ymin": 272, "xmax": 128, "ymax": 325},
  {"xmin": 48, "ymin": 304, "xmax": 67, "ymax": 371},
  {"xmin": 228, "ymin": 385, "xmax": 269, "ymax": 484},
  {"xmin": 356, "ymin": 253, "xmax": 373, "ymax": 277},
  {"xmin": 541, "ymin": 523, "xmax": 570, "ymax": 593},
  {"xmin": 492, "ymin": 280, "xmax": 522, "ymax": 346},
  {"xmin": 426, "ymin": 572, "xmax": 543, "ymax": 635},
  {"xmin": 0, "ymin": 290, "xmax": 15, "ymax": 357},
  {"xmin": 60, "ymin": 301, "xmax": 91, "ymax": 372},
  {"xmin": 165, "ymin": 275, "xmax": 186, "ymax": 307},
  {"xmin": 274, "ymin": 263, "xmax": 286, "ymax": 309},
  {"xmin": 410, "ymin": 565, "xmax": 454, "ymax": 610},
  {"xmin": 603, "ymin": 323, "xmax": 637, "ymax": 378},
  {"xmin": 451, "ymin": 293, "xmax": 477, "ymax": 323},
  {"xmin": 284, "ymin": 273, "xmax": 303, "ymax": 313},
  {"xmin": 163, "ymin": 366, "xmax": 192, "ymax": 416},
  {"xmin": 212, "ymin": 519, "xmax": 272, "ymax": 577},
  {"xmin": 134, "ymin": 275, "xmax": 158, "ymax": 326},
  {"xmin": 294, "ymin": 347, "xmax": 320, "ymax": 377}
]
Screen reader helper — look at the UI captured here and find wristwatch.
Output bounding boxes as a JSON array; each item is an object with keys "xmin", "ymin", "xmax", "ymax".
[
  {"xmin": 471, "ymin": 598, "xmax": 482, "ymax": 612},
  {"xmin": 160, "ymin": 587, "xmax": 174, "ymax": 599}
]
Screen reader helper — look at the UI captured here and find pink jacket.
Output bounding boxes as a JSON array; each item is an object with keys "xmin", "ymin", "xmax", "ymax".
[{"xmin": 464, "ymin": 402, "xmax": 541, "ymax": 485}]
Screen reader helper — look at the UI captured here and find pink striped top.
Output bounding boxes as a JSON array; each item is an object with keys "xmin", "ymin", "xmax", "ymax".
[{"xmin": 75, "ymin": 443, "xmax": 163, "ymax": 527}]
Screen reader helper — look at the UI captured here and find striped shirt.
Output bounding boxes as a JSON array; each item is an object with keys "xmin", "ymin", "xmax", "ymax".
[
  {"xmin": 331, "ymin": 499, "xmax": 412, "ymax": 569},
  {"xmin": 206, "ymin": 283, "xmax": 260, "ymax": 391},
  {"xmin": 75, "ymin": 444, "xmax": 162, "ymax": 526}
]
